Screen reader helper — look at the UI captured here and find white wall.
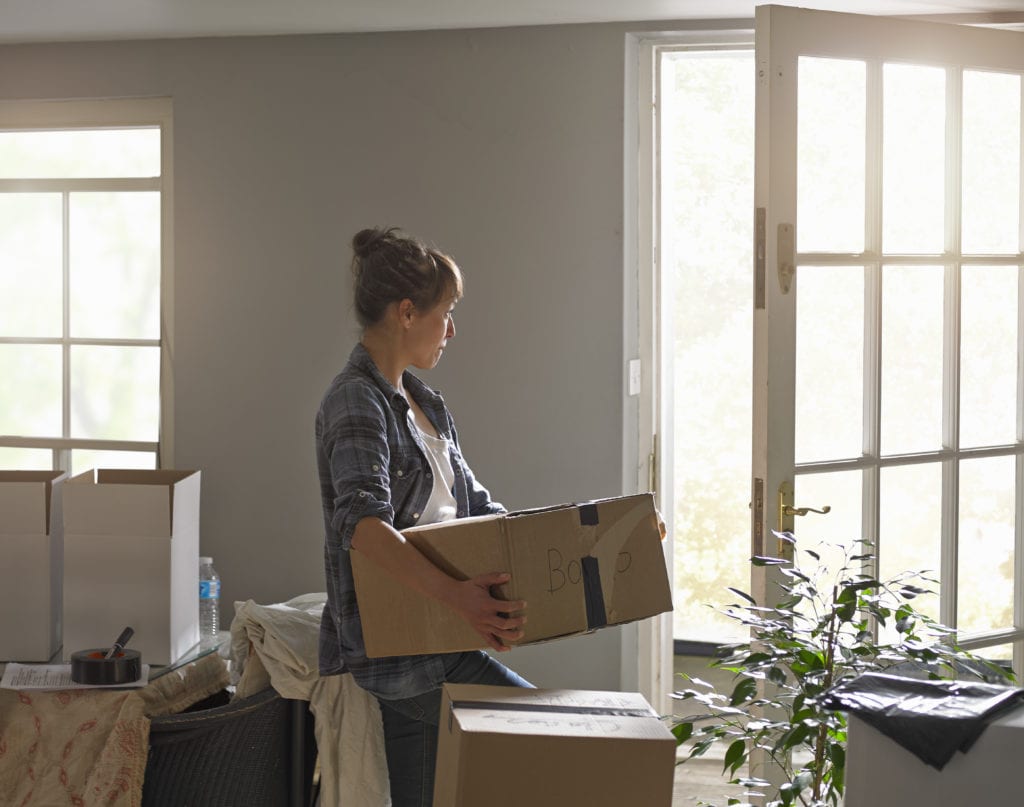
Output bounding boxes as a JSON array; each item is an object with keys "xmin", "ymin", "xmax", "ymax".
[{"xmin": 0, "ymin": 22, "xmax": 675, "ymax": 689}]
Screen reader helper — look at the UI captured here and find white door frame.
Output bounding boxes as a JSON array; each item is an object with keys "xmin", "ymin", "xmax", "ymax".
[{"xmin": 623, "ymin": 24, "xmax": 753, "ymax": 713}]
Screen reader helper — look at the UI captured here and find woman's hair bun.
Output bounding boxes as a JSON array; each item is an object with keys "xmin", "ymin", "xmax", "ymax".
[{"xmin": 352, "ymin": 227, "xmax": 396, "ymax": 260}]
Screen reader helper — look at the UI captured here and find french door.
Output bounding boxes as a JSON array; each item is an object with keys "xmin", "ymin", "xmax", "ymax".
[{"xmin": 753, "ymin": 5, "xmax": 1024, "ymax": 673}]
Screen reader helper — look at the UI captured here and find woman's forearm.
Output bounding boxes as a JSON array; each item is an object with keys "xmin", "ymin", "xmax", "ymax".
[
  {"xmin": 350, "ymin": 515, "xmax": 460, "ymax": 602},
  {"xmin": 350, "ymin": 515, "xmax": 527, "ymax": 650}
]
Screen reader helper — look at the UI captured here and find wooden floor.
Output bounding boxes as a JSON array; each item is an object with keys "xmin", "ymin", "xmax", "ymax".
[
  {"xmin": 672, "ymin": 653, "xmax": 748, "ymax": 806},
  {"xmin": 674, "ymin": 755, "xmax": 747, "ymax": 805}
]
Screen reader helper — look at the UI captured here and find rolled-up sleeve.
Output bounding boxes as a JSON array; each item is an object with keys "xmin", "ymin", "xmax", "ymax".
[{"xmin": 318, "ymin": 382, "xmax": 395, "ymax": 550}]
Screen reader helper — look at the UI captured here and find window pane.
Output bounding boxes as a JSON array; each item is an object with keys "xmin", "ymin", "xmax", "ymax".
[
  {"xmin": 961, "ymin": 266, "xmax": 1017, "ymax": 448},
  {"xmin": 0, "ymin": 193, "xmax": 62, "ymax": 338},
  {"xmin": 973, "ymin": 643, "xmax": 1015, "ymax": 677},
  {"xmin": 0, "ymin": 128, "xmax": 160, "ymax": 179},
  {"xmin": 798, "ymin": 57, "xmax": 866, "ymax": 253},
  {"xmin": 0, "ymin": 447, "xmax": 53, "ymax": 470},
  {"xmin": 958, "ymin": 456, "xmax": 1014, "ymax": 634},
  {"xmin": 71, "ymin": 449, "xmax": 156, "ymax": 476},
  {"xmin": 70, "ymin": 345, "xmax": 159, "ymax": 441},
  {"xmin": 879, "ymin": 463, "xmax": 942, "ymax": 638},
  {"xmin": 70, "ymin": 192, "xmax": 160, "ymax": 339},
  {"xmin": 662, "ymin": 51, "xmax": 753, "ymax": 643},
  {"xmin": 882, "ymin": 266, "xmax": 943, "ymax": 454},
  {"xmin": 0, "ymin": 345, "xmax": 61, "ymax": 437},
  {"xmin": 962, "ymin": 71, "xmax": 1021, "ymax": 255},
  {"xmin": 796, "ymin": 266, "xmax": 863, "ymax": 463},
  {"xmin": 793, "ymin": 470, "xmax": 862, "ymax": 620},
  {"xmin": 883, "ymin": 64, "xmax": 945, "ymax": 254}
]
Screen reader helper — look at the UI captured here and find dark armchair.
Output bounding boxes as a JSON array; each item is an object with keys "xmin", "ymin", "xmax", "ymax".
[{"xmin": 142, "ymin": 686, "xmax": 317, "ymax": 807}]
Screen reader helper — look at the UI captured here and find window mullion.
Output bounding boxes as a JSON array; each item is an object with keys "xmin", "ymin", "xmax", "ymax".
[
  {"xmin": 1016, "ymin": 76, "xmax": 1024, "ymax": 679},
  {"xmin": 863, "ymin": 58, "xmax": 883, "ymax": 593},
  {"xmin": 61, "ymin": 190, "xmax": 71, "ymax": 474},
  {"xmin": 941, "ymin": 65, "xmax": 964, "ymax": 631}
]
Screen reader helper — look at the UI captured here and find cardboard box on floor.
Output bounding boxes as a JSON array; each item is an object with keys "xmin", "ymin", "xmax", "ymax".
[
  {"xmin": 62, "ymin": 469, "xmax": 201, "ymax": 665},
  {"xmin": 434, "ymin": 683, "xmax": 676, "ymax": 807},
  {"xmin": 352, "ymin": 492, "xmax": 671, "ymax": 657},
  {"xmin": 0, "ymin": 471, "xmax": 66, "ymax": 662}
]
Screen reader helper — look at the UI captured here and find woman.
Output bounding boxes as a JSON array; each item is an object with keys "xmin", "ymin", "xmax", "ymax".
[{"xmin": 316, "ymin": 226, "xmax": 532, "ymax": 806}]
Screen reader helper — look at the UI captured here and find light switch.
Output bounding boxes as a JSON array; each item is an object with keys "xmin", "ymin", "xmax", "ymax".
[{"xmin": 628, "ymin": 359, "xmax": 642, "ymax": 396}]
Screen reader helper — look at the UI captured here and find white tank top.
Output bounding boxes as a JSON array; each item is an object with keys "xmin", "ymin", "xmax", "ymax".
[{"xmin": 410, "ymin": 413, "xmax": 458, "ymax": 524}]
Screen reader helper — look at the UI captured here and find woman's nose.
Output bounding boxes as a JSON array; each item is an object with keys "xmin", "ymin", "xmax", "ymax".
[{"xmin": 447, "ymin": 317, "xmax": 456, "ymax": 338}]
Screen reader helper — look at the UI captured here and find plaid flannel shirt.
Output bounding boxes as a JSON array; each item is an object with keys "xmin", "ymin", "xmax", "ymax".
[{"xmin": 316, "ymin": 343, "xmax": 504, "ymax": 699}]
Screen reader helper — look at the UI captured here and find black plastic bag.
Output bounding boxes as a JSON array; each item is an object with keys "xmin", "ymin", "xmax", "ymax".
[{"xmin": 820, "ymin": 671, "xmax": 1024, "ymax": 770}]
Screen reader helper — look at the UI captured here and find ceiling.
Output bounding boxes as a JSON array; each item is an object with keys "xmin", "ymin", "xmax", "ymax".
[{"xmin": 1, "ymin": 0, "xmax": 1023, "ymax": 45}]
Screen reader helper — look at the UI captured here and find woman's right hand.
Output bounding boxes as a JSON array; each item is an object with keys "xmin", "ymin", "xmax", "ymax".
[{"xmin": 447, "ymin": 572, "xmax": 528, "ymax": 652}]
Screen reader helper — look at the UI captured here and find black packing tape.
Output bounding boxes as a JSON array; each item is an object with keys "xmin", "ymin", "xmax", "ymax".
[
  {"xmin": 582, "ymin": 555, "xmax": 607, "ymax": 629},
  {"xmin": 578, "ymin": 503, "xmax": 599, "ymax": 526},
  {"xmin": 70, "ymin": 648, "xmax": 142, "ymax": 685}
]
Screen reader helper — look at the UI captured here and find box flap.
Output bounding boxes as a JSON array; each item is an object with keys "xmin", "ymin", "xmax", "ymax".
[
  {"xmin": 0, "ymin": 471, "xmax": 65, "ymax": 535},
  {"xmin": 64, "ymin": 469, "xmax": 200, "ymax": 537},
  {"xmin": 583, "ymin": 494, "xmax": 673, "ymax": 627}
]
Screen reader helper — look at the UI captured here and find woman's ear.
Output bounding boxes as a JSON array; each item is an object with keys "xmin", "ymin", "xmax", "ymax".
[{"xmin": 397, "ymin": 298, "xmax": 416, "ymax": 327}]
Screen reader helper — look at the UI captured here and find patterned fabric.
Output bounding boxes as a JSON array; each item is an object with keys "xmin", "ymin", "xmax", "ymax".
[
  {"xmin": 0, "ymin": 654, "xmax": 229, "ymax": 807},
  {"xmin": 316, "ymin": 343, "xmax": 504, "ymax": 699}
]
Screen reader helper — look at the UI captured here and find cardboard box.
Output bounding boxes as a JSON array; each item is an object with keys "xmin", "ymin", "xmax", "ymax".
[
  {"xmin": 62, "ymin": 469, "xmax": 201, "ymax": 665},
  {"xmin": 0, "ymin": 471, "xmax": 66, "ymax": 661},
  {"xmin": 434, "ymin": 683, "xmax": 676, "ymax": 807},
  {"xmin": 845, "ymin": 707, "xmax": 1024, "ymax": 806},
  {"xmin": 352, "ymin": 492, "xmax": 671, "ymax": 657}
]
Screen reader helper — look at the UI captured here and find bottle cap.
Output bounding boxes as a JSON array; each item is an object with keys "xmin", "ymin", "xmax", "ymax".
[{"xmin": 200, "ymin": 556, "xmax": 213, "ymax": 564}]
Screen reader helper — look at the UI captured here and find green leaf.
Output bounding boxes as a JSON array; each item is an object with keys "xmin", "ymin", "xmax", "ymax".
[
  {"xmin": 727, "ymin": 587, "xmax": 758, "ymax": 605},
  {"xmin": 752, "ymin": 555, "xmax": 788, "ymax": 566},
  {"xmin": 793, "ymin": 770, "xmax": 813, "ymax": 792},
  {"xmin": 723, "ymin": 739, "xmax": 747, "ymax": 775},
  {"xmin": 730, "ymin": 677, "xmax": 759, "ymax": 706},
  {"xmin": 672, "ymin": 722, "xmax": 693, "ymax": 744}
]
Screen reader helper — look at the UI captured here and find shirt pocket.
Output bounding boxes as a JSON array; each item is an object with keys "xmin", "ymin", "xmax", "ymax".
[{"xmin": 389, "ymin": 446, "xmax": 425, "ymax": 514}]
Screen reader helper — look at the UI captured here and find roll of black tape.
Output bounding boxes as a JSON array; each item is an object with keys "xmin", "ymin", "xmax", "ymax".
[{"xmin": 70, "ymin": 648, "xmax": 143, "ymax": 686}]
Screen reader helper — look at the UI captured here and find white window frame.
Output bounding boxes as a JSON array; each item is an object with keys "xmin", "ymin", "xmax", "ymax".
[
  {"xmin": 623, "ymin": 25, "xmax": 753, "ymax": 714},
  {"xmin": 0, "ymin": 97, "xmax": 174, "ymax": 471}
]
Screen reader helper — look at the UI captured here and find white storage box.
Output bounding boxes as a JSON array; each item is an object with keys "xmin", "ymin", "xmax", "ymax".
[
  {"xmin": 0, "ymin": 471, "xmax": 66, "ymax": 661},
  {"xmin": 62, "ymin": 469, "xmax": 201, "ymax": 665},
  {"xmin": 845, "ymin": 705, "xmax": 1024, "ymax": 806}
]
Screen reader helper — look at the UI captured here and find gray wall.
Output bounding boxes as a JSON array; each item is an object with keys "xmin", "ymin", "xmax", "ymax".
[{"xmin": 0, "ymin": 22, "xmax": 664, "ymax": 689}]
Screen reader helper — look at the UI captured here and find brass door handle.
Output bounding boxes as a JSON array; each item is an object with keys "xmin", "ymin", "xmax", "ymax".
[
  {"xmin": 777, "ymin": 482, "xmax": 831, "ymax": 538},
  {"xmin": 781, "ymin": 504, "xmax": 831, "ymax": 518}
]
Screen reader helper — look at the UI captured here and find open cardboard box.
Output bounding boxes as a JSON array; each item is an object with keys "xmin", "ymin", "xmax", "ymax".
[
  {"xmin": 353, "ymin": 492, "xmax": 672, "ymax": 657},
  {"xmin": 434, "ymin": 683, "xmax": 676, "ymax": 807},
  {"xmin": 0, "ymin": 471, "xmax": 66, "ymax": 662},
  {"xmin": 62, "ymin": 469, "xmax": 201, "ymax": 665}
]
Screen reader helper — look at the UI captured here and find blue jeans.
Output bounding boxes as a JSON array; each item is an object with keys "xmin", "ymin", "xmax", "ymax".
[{"xmin": 375, "ymin": 651, "xmax": 533, "ymax": 807}]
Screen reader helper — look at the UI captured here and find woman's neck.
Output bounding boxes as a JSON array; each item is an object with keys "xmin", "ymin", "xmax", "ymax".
[{"xmin": 361, "ymin": 330, "xmax": 407, "ymax": 392}]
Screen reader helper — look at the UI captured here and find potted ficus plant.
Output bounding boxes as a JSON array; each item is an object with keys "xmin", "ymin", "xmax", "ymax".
[{"xmin": 671, "ymin": 531, "xmax": 1014, "ymax": 807}]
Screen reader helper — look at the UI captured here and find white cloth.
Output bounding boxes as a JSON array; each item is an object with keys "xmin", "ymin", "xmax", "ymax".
[{"xmin": 230, "ymin": 593, "xmax": 390, "ymax": 807}]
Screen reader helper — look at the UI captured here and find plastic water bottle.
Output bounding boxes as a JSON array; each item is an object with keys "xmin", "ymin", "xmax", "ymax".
[{"xmin": 199, "ymin": 557, "xmax": 220, "ymax": 645}]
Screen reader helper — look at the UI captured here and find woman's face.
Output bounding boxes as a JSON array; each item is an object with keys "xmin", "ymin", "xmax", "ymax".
[{"xmin": 406, "ymin": 295, "xmax": 457, "ymax": 369}]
